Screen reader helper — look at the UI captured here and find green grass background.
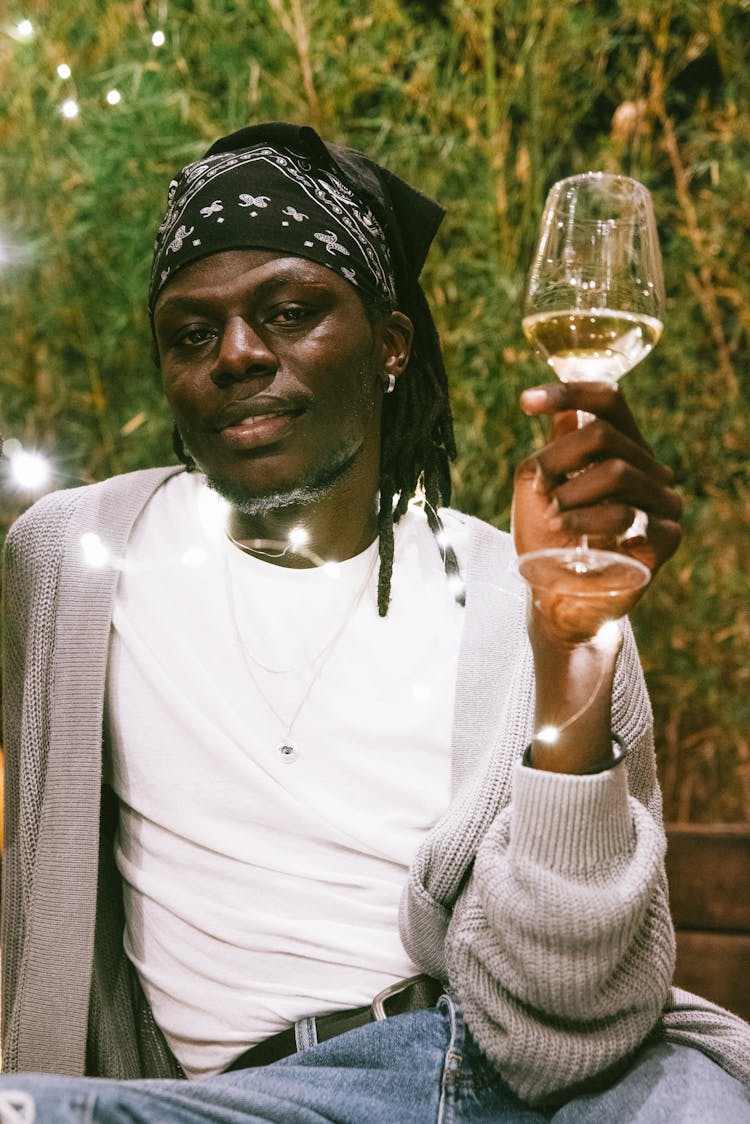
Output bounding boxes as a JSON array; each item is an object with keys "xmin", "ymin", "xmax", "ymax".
[{"xmin": 1, "ymin": 0, "xmax": 748, "ymax": 820}]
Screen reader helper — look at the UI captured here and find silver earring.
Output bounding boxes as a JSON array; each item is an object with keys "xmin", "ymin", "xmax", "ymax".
[{"xmin": 384, "ymin": 373, "xmax": 396, "ymax": 394}]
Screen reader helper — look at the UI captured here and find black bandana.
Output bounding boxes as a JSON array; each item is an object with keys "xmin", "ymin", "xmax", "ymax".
[{"xmin": 149, "ymin": 124, "xmax": 444, "ymax": 315}]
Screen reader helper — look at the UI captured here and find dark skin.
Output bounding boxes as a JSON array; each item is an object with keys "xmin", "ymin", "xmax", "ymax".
[
  {"xmin": 155, "ymin": 248, "xmax": 683, "ymax": 774},
  {"xmin": 514, "ymin": 381, "xmax": 682, "ymax": 771},
  {"xmin": 154, "ymin": 250, "xmax": 412, "ymax": 565}
]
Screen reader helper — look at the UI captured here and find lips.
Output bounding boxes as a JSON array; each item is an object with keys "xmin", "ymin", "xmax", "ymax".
[{"xmin": 212, "ymin": 396, "xmax": 308, "ymax": 450}]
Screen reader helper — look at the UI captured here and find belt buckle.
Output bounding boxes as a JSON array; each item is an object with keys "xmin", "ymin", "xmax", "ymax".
[{"xmin": 370, "ymin": 973, "xmax": 426, "ymax": 1021}]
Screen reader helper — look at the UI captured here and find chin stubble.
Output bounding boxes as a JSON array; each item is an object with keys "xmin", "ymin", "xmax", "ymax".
[
  {"xmin": 201, "ymin": 358, "xmax": 379, "ymax": 516},
  {"xmin": 204, "ymin": 442, "xmax": 364, "ymax": 516}
]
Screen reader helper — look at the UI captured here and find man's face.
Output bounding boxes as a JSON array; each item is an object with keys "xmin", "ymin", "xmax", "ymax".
[{"xmin": 154, "ymin": 250, "xmax": 398, "ymax": 514}]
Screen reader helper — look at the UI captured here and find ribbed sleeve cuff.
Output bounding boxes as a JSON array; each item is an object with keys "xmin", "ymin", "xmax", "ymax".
[{"xmin": 509, "ymin": 757, "xmax": 633, "ymax": 870}]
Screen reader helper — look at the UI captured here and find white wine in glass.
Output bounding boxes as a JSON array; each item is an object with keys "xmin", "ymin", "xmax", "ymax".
[
  {"xmin": 518, "ymin": 172, "xmax": 665, "ymax": 598},
  {"xmin": 522, "ymin": 309, "xmax": 662, "ymax": 383}
]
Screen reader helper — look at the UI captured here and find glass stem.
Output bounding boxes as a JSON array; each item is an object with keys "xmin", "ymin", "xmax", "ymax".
[{"xmin": 575, "ymin": 409, "xmax": 596, "ymax": 554}]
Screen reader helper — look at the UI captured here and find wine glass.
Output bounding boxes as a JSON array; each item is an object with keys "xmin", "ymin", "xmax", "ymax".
[{"xmin": 518, "ymin": 172, "xmax": 664, "ymax": 602}]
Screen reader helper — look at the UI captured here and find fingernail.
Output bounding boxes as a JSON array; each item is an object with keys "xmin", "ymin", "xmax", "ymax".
[
  {"xmin": 521, "ymin": 388, "xmax": 548, "ymax": 412},
  {"xmin": 533, "ymin": 462, "xmax": 546, "ymax": 492},
  {"xmin": 545, "ymin": 497, "xmax": 560, "ymax": 517}
]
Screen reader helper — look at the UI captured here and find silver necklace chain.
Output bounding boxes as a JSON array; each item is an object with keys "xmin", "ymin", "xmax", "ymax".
[
  {"xmin": 225, "ymin": 533, "xmax": 377, "ymax": 674},
  {"xmin": 225, "ymin": 544, "xmax": 378, "ymax": 762},
  {"xmin": 225, "ymin": 531, "xmax": 292, "ymax": 562}
]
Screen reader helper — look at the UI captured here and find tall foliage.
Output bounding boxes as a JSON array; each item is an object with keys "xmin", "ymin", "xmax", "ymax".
[{"xmin": 1, "ymin": 0, "xmax": 748, "ymax": 820}]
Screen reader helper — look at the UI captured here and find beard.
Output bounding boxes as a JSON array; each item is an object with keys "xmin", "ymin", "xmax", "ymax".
[
  {"xmin": 203, "ymin": 440, "xmax": 364, "ymax": 517},
  {"xmin": 193, "ymin": 356, "xmax": 380, "ymax": 517}
]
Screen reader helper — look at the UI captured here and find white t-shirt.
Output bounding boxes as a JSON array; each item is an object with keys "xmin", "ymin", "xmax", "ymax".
[{"xmin": 106, "ymin": 473, "xmax": 467, "ymax": 1078}]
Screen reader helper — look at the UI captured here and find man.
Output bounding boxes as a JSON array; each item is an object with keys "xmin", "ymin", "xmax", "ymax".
[{"xmin": 2, "ymin": 122, "xmax": 749, "ymax": 1122}]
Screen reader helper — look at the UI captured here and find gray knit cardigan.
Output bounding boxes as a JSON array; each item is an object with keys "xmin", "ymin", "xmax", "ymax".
[{"xmin": 2, "ymin": 466, "xmax": 749, "ymax": 1106}]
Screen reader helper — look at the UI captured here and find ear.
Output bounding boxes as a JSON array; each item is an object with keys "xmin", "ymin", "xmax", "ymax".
[{"xmin": 380, "ymin": 311, "xmax": 413, "ymax": 389}]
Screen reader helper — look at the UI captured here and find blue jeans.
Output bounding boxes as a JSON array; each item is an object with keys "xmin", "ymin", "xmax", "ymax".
[{"xmin": 0, "ymin": 997, "xmax": 748, "ymax": 1123}]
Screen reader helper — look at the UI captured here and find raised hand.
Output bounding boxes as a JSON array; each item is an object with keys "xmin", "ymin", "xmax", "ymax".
[{"xmin": 513, "ymin": 381, "xmax": 682, "ymax": 643}]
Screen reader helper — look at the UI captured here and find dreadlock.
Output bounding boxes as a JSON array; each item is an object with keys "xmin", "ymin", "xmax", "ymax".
[
  {"xmin": 172, "ymin": 425, "xmax": 196, "ymax": 472},
  {"xmin": 372, "ymin": 283, "xmax": 458, "ymax": 617}
]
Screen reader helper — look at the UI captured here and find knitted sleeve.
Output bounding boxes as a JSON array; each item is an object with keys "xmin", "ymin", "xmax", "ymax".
[
  {"xmin": 1, "ymin": 490, "xmax": 80, "ymax": 1071},
  {"xmin": 2, "ymin": 467, "xmax": 187, "ymax": 1077},
  {"xmin": 443, "ymin": 623, "xmax": 676, "ymax": 1107}
]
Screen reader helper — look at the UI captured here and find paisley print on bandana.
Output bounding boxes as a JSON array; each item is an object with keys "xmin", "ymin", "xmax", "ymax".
[{"xmin": 149, "ymin": 145, "xmax": 397, "ymax": 312}]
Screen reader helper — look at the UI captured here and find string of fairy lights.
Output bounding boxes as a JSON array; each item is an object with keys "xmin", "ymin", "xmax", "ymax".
[
  {"xmin": 8, "ymin": 16, "xmax": 167, "ymax": 121},
  {"xmin": 1, "ymin": 15, "xmax": 170, "ymax": 495}
]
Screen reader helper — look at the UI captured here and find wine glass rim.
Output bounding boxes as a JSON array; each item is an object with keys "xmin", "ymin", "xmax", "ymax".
[{"xmin": 554, "ymin": 171, "xmax": 648, "ymax": 187}]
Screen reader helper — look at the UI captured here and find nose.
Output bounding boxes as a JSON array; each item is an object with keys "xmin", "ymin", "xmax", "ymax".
[{"xmin": 213, "ymin": 317, "xmax": 277, "ymax": 386}]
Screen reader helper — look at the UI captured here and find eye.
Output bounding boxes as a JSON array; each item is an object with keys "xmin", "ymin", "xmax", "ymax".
[
  {"xmin": 267, "ymin": 303, "xmax": 314, "ymax": 326},
  {"xmin": 174, "ymin": 325, "xmax": 218, "ymax": 347}
]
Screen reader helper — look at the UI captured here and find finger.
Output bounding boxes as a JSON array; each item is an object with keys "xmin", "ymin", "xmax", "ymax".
[
  {"xmin": 534, "ymin": 420, "xmax": 676, "ymax": 490},
  {"xmin": 514, "ymin": 450, "xmax": 545, "ymax": 491},
  {"xmin": 521, "ymin": 381, "xmax": 647, "ymax": 449},
  {"xmin": 623, "ymin": 518, "xmax": 683, "ymax": 578},
  {"xmin": 617, "ymin": 507, "xmax": 649, "ymax": 546},
  {"xmin": 545, "ymin": 508, "xmax": 682, "ymax": 576},
  {"xmin": 546, "ymin": 502, "xmax": 645, "ymax": 542},
  {"xmin": 549, "ymin": 459, "xmax": 683, "ymax": 522},
  {"xmin": 548, "ymin": 409, "xmax": 582, "ymax": 440},
  {"xmin": 617, "ymin": 517, "xmax": 682, "ymax": 580}
]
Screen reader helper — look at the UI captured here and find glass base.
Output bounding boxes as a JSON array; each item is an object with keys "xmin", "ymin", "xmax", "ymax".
[{"xmin": 518, "ymin": 547, "xmax": 650, "ymax": 596}]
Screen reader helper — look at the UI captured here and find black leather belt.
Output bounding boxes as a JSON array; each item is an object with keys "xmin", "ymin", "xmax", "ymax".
[{"xmin": 225, "ymin": 974, "xmax": 443, "ymax": 1071}]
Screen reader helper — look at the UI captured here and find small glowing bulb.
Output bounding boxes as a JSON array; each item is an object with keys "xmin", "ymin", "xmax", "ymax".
[
  {"xmin": 595, "ymin": 619, "xmax": 622, "ymax": 650},
  {"xmin": 434, "ymin": 529, "xmax": 449, "ymax": 549},
  {"xmin": 322, "ymin": 561, "xmax": 341, "ymax": 580},
  {"xmin": 536, "ymin": 725, "xmax": 560, "ymax": 746},
  {"xmin": 106, "ymin": 89, "xmax": 121, "ymax": 105},
  {"xmin": 7, "ymin": 447, "xmax": 51, "ymax": 490},
  {"xmin": 447, "ymin": 574, "xmax": 465, "ymax": 598},
  {"xmin": 61, "ymin": 98, "xmax": 79, "ymax": 119},
  {"xmin": 81, "ymin": 533, "xmax": 109, "ymax": 568},
  {"xmin": 151, "ymin": 29, "xmax": 166, "ymax": 46},
  {"xmin": 57, "ymin": 63, "xmax": 72, "ymax": 79},
  {"xmin": 16, "ymin": 19, "xmax": 34, "ymax": 39},
  {"xmin": 288, "ymin": 526, "xmax": 309, "ymax": 550}
]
